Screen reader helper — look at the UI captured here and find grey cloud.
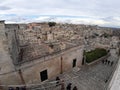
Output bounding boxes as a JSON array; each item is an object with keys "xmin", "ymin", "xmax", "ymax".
[
  {"xmin": 1, "ymin": 0, "xmax": 120, "ymax": 27},
  {"xmin": 0, "ymin": 6, "xmax": 11, "ymax": 10}
]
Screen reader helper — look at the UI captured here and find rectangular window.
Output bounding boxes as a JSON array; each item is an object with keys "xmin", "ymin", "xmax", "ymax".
[
  {"xmin": 73, "ymin": 59, "xmax": 77, "ymax": 67},
  {"xmin": 40, "ymin": 69, "xmax": 48, "ymax": 82}
]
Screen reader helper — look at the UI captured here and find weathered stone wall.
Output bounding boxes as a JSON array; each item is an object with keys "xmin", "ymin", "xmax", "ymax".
[
  {"xmin": 5, "ymin": 28, "xmax": 20, "ymax": 65},
  {"xmin": 17, "ymin": 46, "xmax": 83, "ymax": 84},
  {"xmin": 0, "ymin": 21, "xmax": 22, "ymax": 90},
  {"xmin": 0, "ymin": 72, "xmax": 23, "ymax": 90},
  {"xmin": 5, "ymin": 24, "xmax": 19, "ymax": 30}
]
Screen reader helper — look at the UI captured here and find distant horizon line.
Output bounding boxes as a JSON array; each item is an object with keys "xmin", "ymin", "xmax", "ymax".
[
  {"xmin": 1, "ymin": 15, "xmax": 120, "ymax": 28},
  {"xmin": 3, "ymin": 20, "xmax": 120, "ymax": 29}
]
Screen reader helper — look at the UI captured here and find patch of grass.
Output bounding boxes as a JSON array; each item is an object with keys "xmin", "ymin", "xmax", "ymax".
[{"xmin": 84, "ymin": 48, "xmax": 108, "ymax": 63}]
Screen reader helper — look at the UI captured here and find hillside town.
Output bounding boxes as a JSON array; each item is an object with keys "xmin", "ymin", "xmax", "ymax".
[{"xmin": 0, "ymin": 20, "xmax": 120, "ymax": 90}]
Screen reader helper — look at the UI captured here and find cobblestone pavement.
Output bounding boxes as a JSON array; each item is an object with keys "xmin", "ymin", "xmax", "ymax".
[{"xmin": 30, "ymin": 49, "xmax": 119, "ymax": 90}]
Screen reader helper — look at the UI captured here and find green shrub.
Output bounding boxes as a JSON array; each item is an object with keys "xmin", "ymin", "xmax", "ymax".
[{"xmin": 84, "ymin": 48, "xmax": 108, "ymax": 63}]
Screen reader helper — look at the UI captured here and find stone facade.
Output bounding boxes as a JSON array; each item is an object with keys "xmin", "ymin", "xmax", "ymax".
[
  {"xmin": 0, "ymin": 21, "xmax": 22, "ymax": 89},
  {"xmin": 19, "ymin": 46, "xmax": 83, "ymax": 84}
]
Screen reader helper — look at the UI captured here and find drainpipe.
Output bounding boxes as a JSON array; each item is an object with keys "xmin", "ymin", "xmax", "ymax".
[{"xmin": 60, "ymin": 57, "xmax": 63, "ymax": 74}]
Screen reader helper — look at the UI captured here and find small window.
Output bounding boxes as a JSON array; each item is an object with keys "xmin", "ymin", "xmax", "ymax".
[
  {"xmin": 73, "ymin": 59, "xmax": 77, "ymax": 67},
  {"xmin": 40, "ymin": 70, "xmax": 48, "ymax": 82}
]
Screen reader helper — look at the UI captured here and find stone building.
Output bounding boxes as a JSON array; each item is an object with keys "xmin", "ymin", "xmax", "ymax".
[{"xmin": 0, "ymin": 21, "xmax": 84, "ymax": 90}]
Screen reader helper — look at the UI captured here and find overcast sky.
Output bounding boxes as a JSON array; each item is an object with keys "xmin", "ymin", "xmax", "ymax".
[{"xmin": 0, "ymin": 0, "xmax": 120, "ymax": 27}]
